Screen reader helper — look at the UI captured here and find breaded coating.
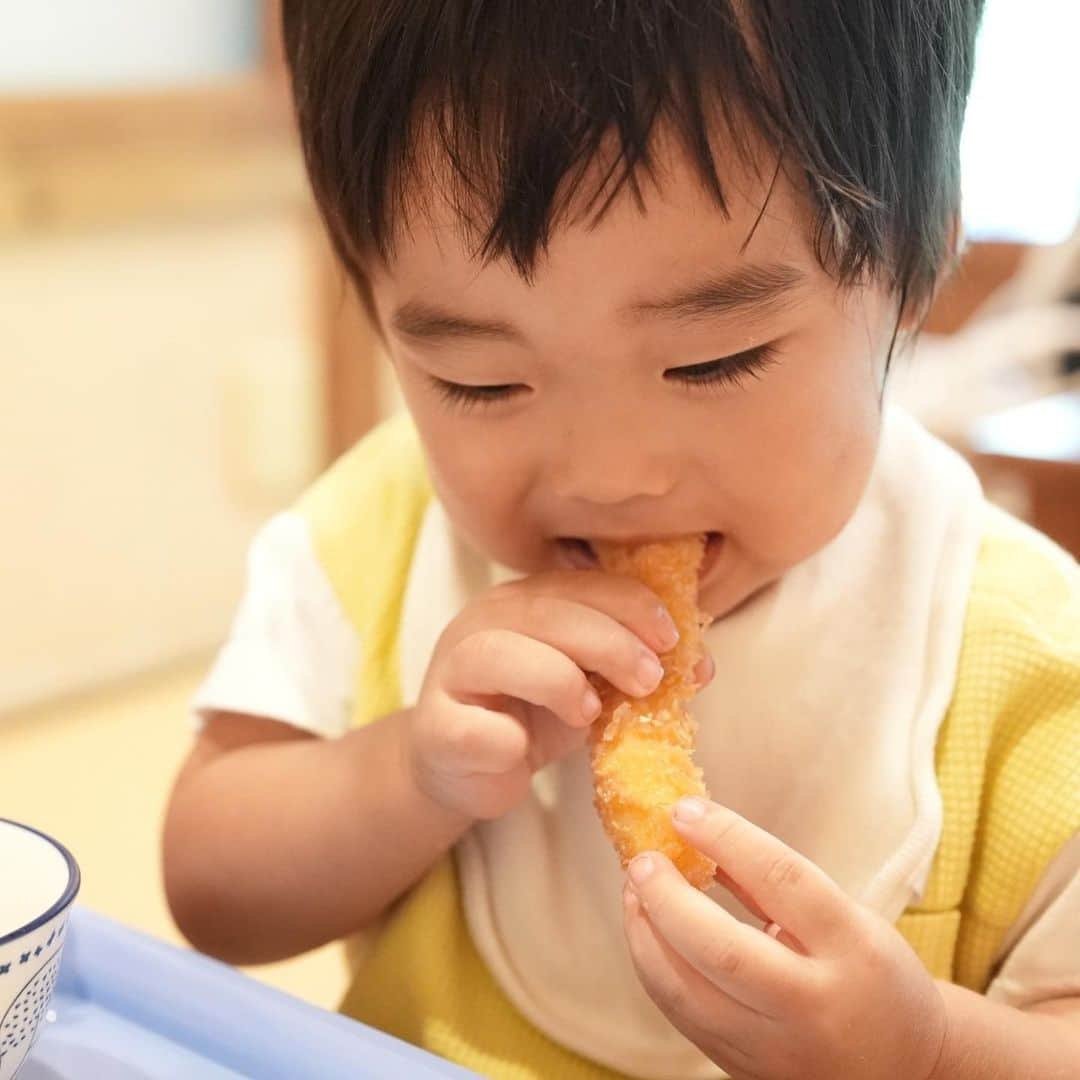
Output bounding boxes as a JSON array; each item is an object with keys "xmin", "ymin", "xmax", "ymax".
[{"xmin": 590, "ymin": 536, "xmax": 716, "ymax": 889}]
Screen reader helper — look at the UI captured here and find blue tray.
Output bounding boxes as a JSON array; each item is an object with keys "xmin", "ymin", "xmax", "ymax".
[{"xmin": 24, "ymin": 908, "xmax": 475, "ymax": 1079}]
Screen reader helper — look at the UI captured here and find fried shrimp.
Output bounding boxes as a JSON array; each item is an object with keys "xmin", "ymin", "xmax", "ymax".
[{"xmin": 590, "ymin": 536, "xmax": 716, "ymax": 889}]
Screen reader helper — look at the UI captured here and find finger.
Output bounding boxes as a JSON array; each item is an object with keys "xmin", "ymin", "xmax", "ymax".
[
  {"xmin": 474, "ymin": 599, "xmax": 667, "ymax": 699},
  {"xmin": 672, "ymin": 799, "xmax": 853, "ymax": 952},
  {"xmin": 627, "ymin": 852, "xmax": 805, "ymax": 1014},
  {"xmin": 708, "ymin": 865, "xmax": 795, "ymax": 939},
  {"xmin": 693, "ymin": 650, "xmax": 716, "ymax": 688},
  {"xmin": 712, "ymin": 867, "xmax": 806, "ymax": 955},
  {"xmin": 445, "ymin": 629, "xmax": 604, "ymax": 728},
  {"xmin": 519, "ymin": 706, "xmax": 590, "ymax": 770},
  {"xmin": 712, "ymin": 868, "xmax": 807, "ymax": 954},
  {"xmin": 623, "ymin": 889, "xmax": 765, "ymax": 1076},
  {"xmin": 713, "ymin": 865, "xmax": 769, "ymax": 924},
  {"xmin": 427, "ymin": 700, "xmax": 529, "ymax": 775},
  {"xmin": 495, "ymin": 570, "xmax": 680, "ymax": 655}
]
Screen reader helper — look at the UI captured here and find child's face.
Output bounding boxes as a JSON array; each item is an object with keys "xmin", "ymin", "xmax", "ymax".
[{"xmin": 368, "ymin": 142, "xmax": 895, "ymax": 618}]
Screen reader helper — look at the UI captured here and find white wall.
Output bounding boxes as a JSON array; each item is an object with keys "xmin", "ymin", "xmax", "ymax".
[
  {"xmin": 961, "ymin": 0, "xmax": 1080, "ymax": 243},
  {"xmin": 1, "ymin": 215, "xmax": 323, "ymax": 713},
  {"xmin": 0, "ymin": 1, "xmax": 259, "ymax": 94}
]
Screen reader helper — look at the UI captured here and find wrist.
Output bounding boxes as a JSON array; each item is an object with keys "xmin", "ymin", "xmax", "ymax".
[
  {"xmin": 927, "ymin": 980, "xmax": 1080, "ymax": 1080},
  {"xmin": 921, "ymin": 981, "xmax": 951, "ymax": 1080}
]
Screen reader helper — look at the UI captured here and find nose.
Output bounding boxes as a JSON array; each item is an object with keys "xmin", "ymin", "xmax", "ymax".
[{"xmin": 549, "ymin": 419, "xmax": 675, "ymax": 505}]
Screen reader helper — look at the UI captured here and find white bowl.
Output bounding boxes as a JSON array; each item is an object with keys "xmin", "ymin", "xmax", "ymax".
[{"xmin": 0, "ymin": 820, "xmax": 80, "ymax": 1080}]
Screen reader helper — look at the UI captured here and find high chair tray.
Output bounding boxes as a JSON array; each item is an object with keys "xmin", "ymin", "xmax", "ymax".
[{"xmin": 24, "ymin": 906, "xmax": 475, "ymax": 1079}]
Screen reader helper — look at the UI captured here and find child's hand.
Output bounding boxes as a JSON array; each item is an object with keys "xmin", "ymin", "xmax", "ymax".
[
  {"xmin": 623, "ymin": 798, "xmax": 948, "ymax": 1080},
  {"xmin": 409, "ymin": 571, "xmax": 684, "ymax": 821}
]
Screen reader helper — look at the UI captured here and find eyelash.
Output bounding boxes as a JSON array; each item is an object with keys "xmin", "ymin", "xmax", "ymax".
[
  {"xmin": 663, "ymin": 344, "xmax": 780, "ymax": 391},
  {"xmin": 432, "ymin": 380, "xmax": 529, "ymax": 410},
  {"xmin": 431, "ymin": 344, "xmax": 780, "ymax": 410}
]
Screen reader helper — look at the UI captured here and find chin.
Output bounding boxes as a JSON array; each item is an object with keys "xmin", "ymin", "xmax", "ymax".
[{"xmin": 698, "ymin": 565, "xmax": 779, "ymax": 621}]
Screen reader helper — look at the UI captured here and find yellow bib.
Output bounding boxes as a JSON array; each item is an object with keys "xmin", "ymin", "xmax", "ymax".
[{"xmin": 298, "ymin": 414, "xmax": 1080, "ymax": 1079}]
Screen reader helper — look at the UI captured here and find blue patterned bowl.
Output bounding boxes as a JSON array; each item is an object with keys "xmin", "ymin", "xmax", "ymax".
[{"xmin": 0, "ymin": 820, "xmax": 79, "ymax": 1080}]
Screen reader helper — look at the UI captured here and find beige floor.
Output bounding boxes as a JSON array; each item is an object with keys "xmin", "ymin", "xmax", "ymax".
[{"xmin": 0, "ymin": 658, "xmax": 348, "ymax": 1010}]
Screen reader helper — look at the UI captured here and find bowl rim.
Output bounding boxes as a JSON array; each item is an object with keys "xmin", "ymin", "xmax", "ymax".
[{"xmin": 0, "ymin": 818, "xmax": 81, "ymax": 948}]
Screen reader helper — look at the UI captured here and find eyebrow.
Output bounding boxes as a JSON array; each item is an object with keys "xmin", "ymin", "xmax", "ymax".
[
  {"xmin": 626, "ymin": 263, "xmax": 807, "ymax": 324},
  {"xmin": 391, "ymin": 261, "xmax": 807, "ymax": 345},
  {"xmin": 392, "ymin": 302, "xmax": 523, "ymax": 344}
]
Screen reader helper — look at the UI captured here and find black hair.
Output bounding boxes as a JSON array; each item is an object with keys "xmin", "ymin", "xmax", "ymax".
[{"xmin": 282, "ymin": 1, "xmax": 983, "ymax": 324}]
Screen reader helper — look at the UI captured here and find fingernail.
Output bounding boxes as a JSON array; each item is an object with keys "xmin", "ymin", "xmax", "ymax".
[
  {"xmin": 636, "ymin": 652, "xmax": 664, "ymax": 693},
  {"xmin": 582, "ymin": 687, "xmax": 602, "ymax": 722},
  {"xmin": 656, "ymin": 607, "xmax": 680, "ymax": 649},
  {"xmin": 695, "ymin": 652, "xmax": 715, "ymax": 687},
  {"xmin": 673, "ymin": 796, "xmax": 707, "ymax": 824},
  {"xmin": 629, "ymin": 854, "xmax": 655, "ymax": 886}
]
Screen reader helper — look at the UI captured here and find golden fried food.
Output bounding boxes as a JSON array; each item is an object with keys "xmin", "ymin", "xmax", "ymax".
[{"xmin": 590, "ymin": 536, "xmax": 716, "ymax": 889}]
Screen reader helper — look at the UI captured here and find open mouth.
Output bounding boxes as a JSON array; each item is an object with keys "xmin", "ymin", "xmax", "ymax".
[
  {"xmin": 556, "ymin": 532, "xmax": 724, "ymax": 578},
  {"xmin": 557, "ymin": 537, "xmax": 600, "ymax": 570}
]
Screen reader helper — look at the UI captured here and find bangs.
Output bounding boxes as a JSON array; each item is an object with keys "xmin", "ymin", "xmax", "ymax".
[
  {"xmin": 284, "ymin": 1, "xmax": 981, "ymax": 316},
  {"xmin": 358, "ymin": 4, "xmax": 777, "ymax": 275}
]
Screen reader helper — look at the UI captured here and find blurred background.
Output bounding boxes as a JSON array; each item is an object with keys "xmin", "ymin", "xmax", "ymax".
[{"xmin": 2, "ymin": 0, "xmax": 1078, "ymax": 1011}]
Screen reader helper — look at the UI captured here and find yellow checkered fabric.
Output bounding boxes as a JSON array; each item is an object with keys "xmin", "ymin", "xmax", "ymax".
[
  {"xmin": 298, "ymin": 416, "xmax": 1080, "ymax": 1079},
  {"xmin": 897, "ymin": 505, "xmax": 1080, "ymax": 989}
]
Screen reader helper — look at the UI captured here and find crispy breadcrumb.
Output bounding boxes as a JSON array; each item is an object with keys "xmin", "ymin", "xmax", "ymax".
[{"xmin": 590, "ymin": 536, "xmax": 716, "ymax": 889}]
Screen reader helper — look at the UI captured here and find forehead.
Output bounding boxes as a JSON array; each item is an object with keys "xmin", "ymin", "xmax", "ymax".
[{"xmin": 368, "ymin": 132, "xmax": 823, "ymax": 319}]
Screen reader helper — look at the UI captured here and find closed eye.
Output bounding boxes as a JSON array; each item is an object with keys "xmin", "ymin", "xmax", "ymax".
[
  {"xmin": 430, "ymin": 343, "xmax": 778, "ymax": 409},
  {"xmin": 431, "ymin": 377, "xmax": 529, "ymax": 410},
  {"xmin": 665, "ymin": 344, "xmax": 780, "ymax": 391}
]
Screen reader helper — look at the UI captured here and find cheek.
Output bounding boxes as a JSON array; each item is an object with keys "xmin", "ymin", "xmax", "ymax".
[
  {"xmin": 722, "ymin": 327, "xmax": 883, "ymax": 563},
  {"xmin": 398, "ymin": 384, "xmax": 539, "ymax": 559},
  {"xmin": 425, "ymin": 425, "xmax": 519, "ymax": 516},
  {"xmin": 788, "ymin": 358, "xmax": 880, "ymax": 491}
]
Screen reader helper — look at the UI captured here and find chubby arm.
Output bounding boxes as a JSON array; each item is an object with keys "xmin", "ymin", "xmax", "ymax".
[{"xmin": 162, "ymin": 710, "xmax": 471, "ymax": 965}]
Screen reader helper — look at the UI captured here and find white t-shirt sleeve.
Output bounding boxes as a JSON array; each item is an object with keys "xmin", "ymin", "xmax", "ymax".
[
  {"xmin": 192, "ymin": 511, "xmax": 360, "ymax": 738},
  {"xmin": 986, "ymin": 832, "xmax": 1080, "ymax": 1008}
]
